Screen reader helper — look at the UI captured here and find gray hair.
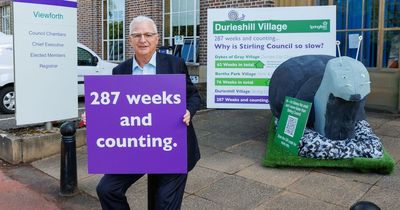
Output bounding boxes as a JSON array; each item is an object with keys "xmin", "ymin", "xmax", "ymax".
[{"xmin": 129, "ymin": 16, "xmax": 158, "ymax": 35}]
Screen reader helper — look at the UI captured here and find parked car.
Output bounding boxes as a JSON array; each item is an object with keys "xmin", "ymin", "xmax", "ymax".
[
  {"xmin": 76, "ymin": 43, "xmax": 117, "ymax": 96},
  {"xmin": 0, "ymin": 33, "xmax": 117, "ymax": 114}
]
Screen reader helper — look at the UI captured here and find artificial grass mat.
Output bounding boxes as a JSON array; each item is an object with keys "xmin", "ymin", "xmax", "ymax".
[{"xmin": 262, "ymin": 121, "xmax": 395, "ymax": 174}]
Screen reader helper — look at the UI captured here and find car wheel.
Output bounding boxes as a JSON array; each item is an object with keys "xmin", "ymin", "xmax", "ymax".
[{"xmin": 0, "ymin": 86, "xmax": 15, "ymax": 114}]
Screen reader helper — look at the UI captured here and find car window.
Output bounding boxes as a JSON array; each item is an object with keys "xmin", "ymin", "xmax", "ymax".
[{"xmin": 78, "ymin": 47, "xmax": 96, "ymax": 66}]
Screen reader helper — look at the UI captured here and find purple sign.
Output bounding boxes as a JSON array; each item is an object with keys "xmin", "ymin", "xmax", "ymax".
[
  {"xmin": 84, "ymin": 75, "xmax": 187, "ymax": 174},
  {"xmin": 215, "ymin": 95, "xmax": 269, "ymax": 104},
  {"xmin": 13, "ymin": 0, "xmax": 77, "ymax": 8}
]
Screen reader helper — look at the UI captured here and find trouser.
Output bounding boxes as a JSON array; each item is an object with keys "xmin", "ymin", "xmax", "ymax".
[{"xmin": 96, "ymin": 173, "xmax": 187, "ymax": 210}]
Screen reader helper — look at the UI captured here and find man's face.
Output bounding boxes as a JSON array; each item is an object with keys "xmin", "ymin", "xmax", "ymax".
[{"xmin": 129, "ymin": 22, "xmax": 159, "ymax": 58}]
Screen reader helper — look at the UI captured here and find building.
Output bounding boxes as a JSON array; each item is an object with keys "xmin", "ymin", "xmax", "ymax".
[{"xmin": 1, "ymin": 0, "xmax": 399, "ymax": 111}]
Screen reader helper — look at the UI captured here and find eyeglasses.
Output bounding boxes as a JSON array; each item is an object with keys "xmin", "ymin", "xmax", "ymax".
[{"xmin": 130, "ymin": 32, "xmax": 158, "ymax": 40}]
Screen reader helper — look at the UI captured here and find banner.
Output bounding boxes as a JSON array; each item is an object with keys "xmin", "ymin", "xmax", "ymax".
[
  {"xmin": 85, "ymin": 75, "xmax": 187, "ymax": 174},
  {"xmin": 207, "ymin": 6, "xmax": 336, "ymax": 109},
  {"xmin": 13, "ymin": 0, "xmax": 77, "ymax": 125}
]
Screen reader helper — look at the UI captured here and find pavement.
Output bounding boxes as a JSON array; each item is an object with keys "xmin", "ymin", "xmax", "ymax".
[{"xmin": 1, "ymin": 109, "xmax": 400, "ymax": 210}]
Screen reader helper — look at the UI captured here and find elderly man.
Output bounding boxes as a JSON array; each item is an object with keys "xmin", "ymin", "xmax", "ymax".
[{"xmin": 96, "ymin": 16, "xmax": 201, "ymax": 210}]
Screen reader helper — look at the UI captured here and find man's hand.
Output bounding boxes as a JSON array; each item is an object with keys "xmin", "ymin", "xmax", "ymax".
[
  {"xmin": 183, "ymin": 109, "xmax": 191, "ymax": 126},
  {"xmin": 81, "ymin": 112, "xmax": 86, "ymax": 125}
]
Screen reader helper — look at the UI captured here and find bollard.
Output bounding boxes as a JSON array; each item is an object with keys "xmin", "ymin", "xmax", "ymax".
[{"xmin": 59, "ymin": 121, "xmax": 78, "ymax": 196}]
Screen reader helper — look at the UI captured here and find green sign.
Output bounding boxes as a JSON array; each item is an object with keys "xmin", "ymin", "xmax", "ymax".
[
  {"xmin": 215, "ymin": 60, "xmax": 265, "ymax": 69},
  {"xmin": 213, "ymin": 19, "xmax": 330, "ymax": 34},
  {"xmin": 215, "ymin": 78, "xmax": 270, "ymax": 86},
  {"xmin": 275, "ymin": 97, "xmax": 311, "ymax": 155}
]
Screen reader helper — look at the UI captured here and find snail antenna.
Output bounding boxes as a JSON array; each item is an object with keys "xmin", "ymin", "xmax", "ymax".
[
  {"xmin": 355, "ymin": 35, "xmax": 363, "ymax": 61},
  {"xmin": 336, "ymin": 40, "xmax": 343, "ymax": 64}
]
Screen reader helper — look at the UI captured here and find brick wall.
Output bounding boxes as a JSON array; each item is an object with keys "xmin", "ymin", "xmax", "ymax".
[
  {"xmin": 44, "ymin": 0, "xmax": 163, "ymax": 61},
  {"xmin": 125, "ymin": 0, "xmax": 162, "ymax": 59},
  {"xmin": 1, "ymin": 0, "xmax": 276, "ymax": 63},
  {"xmin": 78, "ymin": 0, "xmax": 275, "ymax": 63},
  {"xmin": 77, "ymin": 0, "xmax": 102, "ymax": 56},
  {"xmin": 199, "ymin": 0, "xmax": 275, "ymax": 65}
]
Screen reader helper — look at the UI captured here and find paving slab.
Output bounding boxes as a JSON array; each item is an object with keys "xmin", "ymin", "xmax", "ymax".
[
  {"xmin": 375, "ymin": 162, "xmax": 400, "ymax": 192},
  {"xmin": 194, "ymin": 113, "xmax": 238, "ymax": 132},
  {"xmin": 197, "ymin": 175, "xmax": 281, "ymax": 209},
  {"xmin": 32, "ymin": 150, "xmax": 90, "ymax": 180},
  {"xmin": 199, "ymin": 144, "xmax": 221, "ymax": 157},
  {"xmin": 197, "ymin": 133, "xmax": 247, "ymax": 150},
  {"xmin": 237, "ymin": 163, "xmax": 310, "ymax": 188},
  {"xmin": 253, "ymin": 191, "xmax": 343, "ymax": 210},
  {"xmin": 182, "ymin": 195, "xmax": 225, "ymax": 210},
  {"xmin": 185, "ymin": 166, "xmax": 226, "ymax": 194},
  {"xmin": 125, "ymin": 176, "xmax": 148, "ymax": 210},
  {"xmin": 383, "ymin": 119, "xmax": 400, "ymax": 127},
  {"xmin": 380, "ymin": 136, "xmax": 400, "ymax": 162},
  {"xmin": 250, "ymin": 132, "xmax": 269, "ymax": 142},
  {"xmin": 361, "ymin": 186, "xmax": 400, "ymax": 210},
  {"xmin": 31, "ymin": 153, "xmax": 60, "ymax": 178},
  {"xmin": 366, "ymin": 114, "xmax": 391, "ymax": 130},
  {"xmin": 226, "ymin": 140, "xmax": 267, "ymax": 160},
  {"xmin": 75, "ymin": 153, "xmax": 90, "ymax": 179},
  {"xmin": 198, "ymin": 132, "xmax": 253, "ymax": 150},
  {"xmin": 194, "ymin": 110, "xmax": 270, "ymax": 137},
  {"xmin": 198, "ymin": 151, "xmax": 255, "ymax": 174},
  {"xmin": 194, "ymin": 128, "xmax": 213, "ymax": 139},
  {"xmin": 223, "ymin": 121, "xmax": 267, "ymax": 140},
  {"xmin": 375, "ymin": 123, "xmax": 400, "ymax": 138},
  {"xmin": 315, "ymin": 168, "xmax": 383, "ymax": 185},
  {"xmin": 78, "ymin": 174, "xmax": 102, "ymax": 198},
  {"xmin": 287, "ymin": 172, "xmax": 371, "ymax": 207}
]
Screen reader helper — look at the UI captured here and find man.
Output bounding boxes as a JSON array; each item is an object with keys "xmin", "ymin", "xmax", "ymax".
[{"xmin": 96, "ymin": 16, "xmax": 201, "ymax": 210}]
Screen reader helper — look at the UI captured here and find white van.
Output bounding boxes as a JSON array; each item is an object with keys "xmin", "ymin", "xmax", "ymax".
[{"xmin": 0, "ymin": 33, "xmax": 117, "ymax": 114}]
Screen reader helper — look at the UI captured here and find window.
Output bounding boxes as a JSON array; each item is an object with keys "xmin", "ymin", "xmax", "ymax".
[
  {"xmin": 333, "ymin": 0, "xmax": 379, "ymax": 68},
  {"xmin": 333, "ymin": 0, "xmax": 400, "ymax": 69},
  {"xmin": 384, "ymin": 30, "xmax": 400, "ymax": 68},
  {"xmin": 78, "ymin": 47, "xmax": 97, "ymax": 66},
  {"xmin": 1, "ymin": 5, "xmax": 11, "ymax": 35},
  {"xmin": 383, "ymin": 0, "xmax": 400, "ymax": 68},
  {"xmin": 163, "ymin": 0, "xmax": 200, "ymax": 63},
  {"xmin": 277, "ymin": 0, "xmax": 400, "ymax": 69},
  {"xmin": 102, "ymin": 0, "xmax": 125, "ymax": 62}
]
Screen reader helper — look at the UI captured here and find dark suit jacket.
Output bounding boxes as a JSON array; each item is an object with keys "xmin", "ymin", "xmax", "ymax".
[{"xmin": 112, "ymin": 53, "xmax": 201, "ymax": 171}]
